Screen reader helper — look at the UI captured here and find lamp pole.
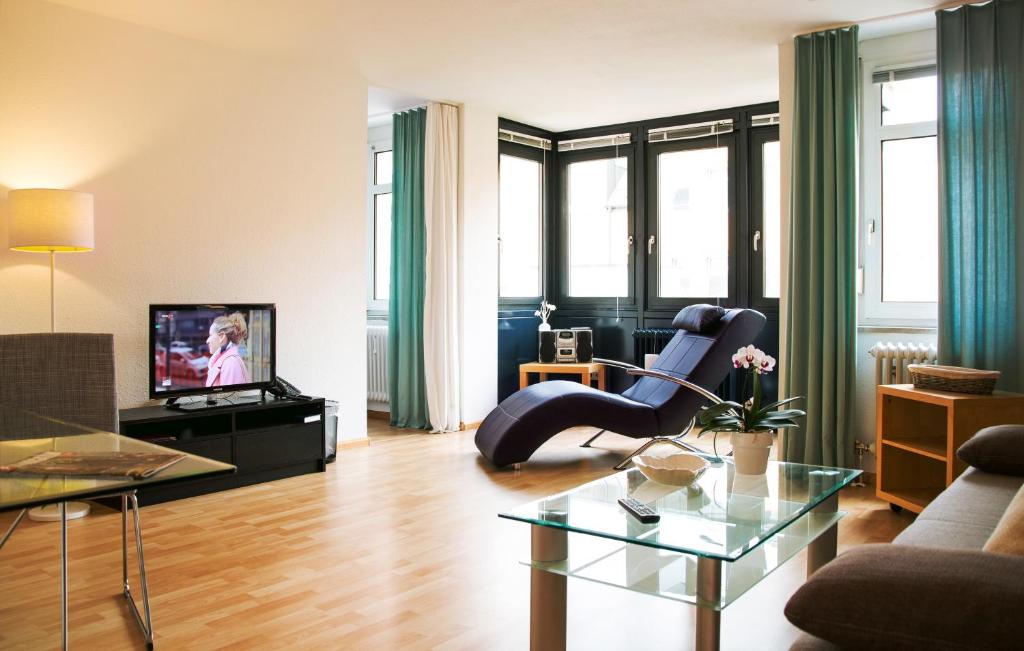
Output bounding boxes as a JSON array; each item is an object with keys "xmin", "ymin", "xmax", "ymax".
[{"xmin": 50, "ymin": 250, "xmax": 56, "ymax": 333}]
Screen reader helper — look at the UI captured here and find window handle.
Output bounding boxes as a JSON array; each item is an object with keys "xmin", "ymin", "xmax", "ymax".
[
  {"xmin": 753, "ymin": 230, "xmax": 761, "ymax": 252},
  {"xmin": 627, "ymin": 234, "xmax": 634, "ymax": 252},
  {"xmin": 648, "ymin": 235, "xmax": 656, "ymax": 255}
]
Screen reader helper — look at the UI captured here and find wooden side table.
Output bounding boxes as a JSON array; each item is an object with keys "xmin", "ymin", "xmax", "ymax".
[
  {"xmin": 519, "ymin": 361, "xmax": 606, "ymax": 391},
  {"xmin": 876, "ymin": 384, "xmax": 1024, "ymax": 513}
]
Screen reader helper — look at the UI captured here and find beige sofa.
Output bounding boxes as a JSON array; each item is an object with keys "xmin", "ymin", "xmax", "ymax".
[{"xmin": 785, "ymin": 426, "xmax": 1024, "ymax": 650}]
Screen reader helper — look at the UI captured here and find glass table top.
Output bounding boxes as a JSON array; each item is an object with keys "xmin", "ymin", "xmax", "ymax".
[
  {"xmin": 0, "ymin": 405, "xmax": 235, "ymax": 512},
  {"xmin": 500, "ymin": 458, "xmax": 861, "ymax": 563}
]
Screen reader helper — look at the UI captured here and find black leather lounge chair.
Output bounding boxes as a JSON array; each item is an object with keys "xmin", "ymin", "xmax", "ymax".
[{"xmin": 474, "ymin": 305, "xmax": 766, "ymax": 468}]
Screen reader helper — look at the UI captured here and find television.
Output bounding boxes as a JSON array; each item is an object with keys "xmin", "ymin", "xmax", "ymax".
[{"xmin": 149, "ymin": 304, "xmax": 276, "ymax": 400}]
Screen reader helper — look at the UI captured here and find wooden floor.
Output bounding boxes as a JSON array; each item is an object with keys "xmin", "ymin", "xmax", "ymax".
[{"xmin": 0, "ymin": 424, "xmax": 912, "ymax": 650}]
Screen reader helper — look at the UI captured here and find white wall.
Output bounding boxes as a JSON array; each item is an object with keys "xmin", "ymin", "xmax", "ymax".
[
  {"xmin": 0, "ymin": 0, "xmax": 369, "ymax": 441},
  {"xmin": 458, "ymin": 104, "xmax": 499, "ymax": 425}
]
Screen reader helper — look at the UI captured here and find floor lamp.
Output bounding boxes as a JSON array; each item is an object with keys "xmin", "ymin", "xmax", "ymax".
[{"xmin": 8, "ymin": 188, "xmax": 95, "ymax": 521}]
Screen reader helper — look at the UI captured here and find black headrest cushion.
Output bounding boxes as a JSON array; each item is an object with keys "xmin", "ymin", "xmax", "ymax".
[{"xmin": 671, "ymin": 304, "xmax": 726, "ymax": 333}]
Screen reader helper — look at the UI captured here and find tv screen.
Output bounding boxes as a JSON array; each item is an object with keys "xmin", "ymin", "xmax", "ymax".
[{"xmin": 150, "ymin": 304, "xmax": 275, "ymax": 398}]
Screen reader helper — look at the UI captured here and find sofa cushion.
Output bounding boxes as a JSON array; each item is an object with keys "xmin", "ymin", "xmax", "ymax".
[
  {"xmin": 958, "ymin": 424, "xmax": 1024, "ymax": 476},
  {"xmin": 670, "ymin": 304, "xmax": 726, "ymax": 332},
  {"xmin": 785, "ymin": 544, "xmax": 1024, "ymax": 650},
  {"xmin": 985, "ymin": 483, "xmax": 1024, "ymax": 556},
  {"xmin": 892, "ymin": 519, "xmax": 995, "ymax": 550},
  {"xmin": 893, "ymin": 467, "xmax": 1023, "ymax": 549}
]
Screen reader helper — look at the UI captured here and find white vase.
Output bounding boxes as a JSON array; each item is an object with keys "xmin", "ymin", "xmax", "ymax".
[
  {"xmin": 730, "ymin": 431, "xmax": 774, "ymax": 475},
  {"xmin": 538, "ymin": 322, "xmax": 551, "ymax": 331}
]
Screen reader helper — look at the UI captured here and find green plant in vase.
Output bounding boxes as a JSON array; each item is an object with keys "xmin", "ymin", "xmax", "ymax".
[{"xmin": 697, "ymin": 345, "xmax": 806, "ymax": 474}]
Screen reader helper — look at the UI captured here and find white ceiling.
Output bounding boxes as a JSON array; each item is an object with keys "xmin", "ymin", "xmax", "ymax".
[{"xmin": 49, "ymin": 0, "xmax": 948, "ymax": 131}]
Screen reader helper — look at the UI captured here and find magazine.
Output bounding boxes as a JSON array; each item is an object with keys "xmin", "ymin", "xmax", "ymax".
[{"xmin": 0, "ymin": 451, "xmax": 186, "ymax": 479}]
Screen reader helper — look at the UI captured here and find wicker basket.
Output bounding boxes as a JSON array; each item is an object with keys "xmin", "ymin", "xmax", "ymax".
[{"xmin": 907, "ymin": 364, "xmax": 1000, "ymax": 395}]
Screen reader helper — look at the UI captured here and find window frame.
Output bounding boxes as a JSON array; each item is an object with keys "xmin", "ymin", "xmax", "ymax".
[
  {"xmin": 555, "ymin": 144, "xmax": 638, "ymax": 309},
  {"xmin": 644, "ymin": 132, "xmax": 738, "ymax": 311},
  {"xmin": 367, "ymin": 136, "xmax": 393, "ymax": 315},
  {"xmin": 749, "ymin": 125, "xmax": 780, "ymax": 310},
  {"xmin": 498, "ymin": 140, "xmax": 547, "ymax": 307},
  {"xmin": 859, "ymin": 49, "xmax": 938, "ymax": 328}
]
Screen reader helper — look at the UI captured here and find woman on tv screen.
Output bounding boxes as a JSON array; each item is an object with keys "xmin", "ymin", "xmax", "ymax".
[{"xmin": 205, "ymin": 312, "xmax": 251, "ymax": 387}]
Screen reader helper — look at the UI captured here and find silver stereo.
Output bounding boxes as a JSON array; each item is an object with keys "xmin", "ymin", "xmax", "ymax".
[{"xmin": 549, "ymin": 328, "xmax": 593, "ymax": 363}]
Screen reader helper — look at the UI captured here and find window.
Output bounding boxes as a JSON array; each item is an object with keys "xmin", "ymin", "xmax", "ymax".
[
  {"xmin": 503, "ymin": 106, "xmax": 779, "ymax": 403},
  {"xmin": 564, "ymin": 153, "xmax": 630, "ymax": 298},
  {"xmin": 880, "ymin": 136, "xmax": 938, "ymax": 302},
  {"xmin": 654, "ymin": 145, "xmax": 730, "ymax": 298},
  {"xmin": 861, "ymin": 53, "xmax": 938, "ymax": 325},
  {"xmin": 368, "ymin": 142, "xmax": 392, "ymax": 311},
  {"xmin": 761, "ymin": 140, "xmax": 781, "ymax": 299},
  {"xmin": 644, "ymin": 129, "xmax": 735, "ymax": 310},
  {"xmin": 750, "ymin": 127, "xmax": 781, "ymax": 306},
  {"xmin": 499, "ymin": 147, "xmax": 543, "ymax": 298}
]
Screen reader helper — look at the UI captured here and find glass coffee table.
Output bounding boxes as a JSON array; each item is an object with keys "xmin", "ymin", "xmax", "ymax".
[
  {"xmin": 500, "ymin": 458, "xmax": 861, "ymax": 651},
  {"xmin": 0, "ymin": 405, "xmax": 236, "ymax": 649}
]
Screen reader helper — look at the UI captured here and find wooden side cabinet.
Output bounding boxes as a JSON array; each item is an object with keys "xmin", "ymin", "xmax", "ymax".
[{"xmin": 876, "ymin": 384, "xmax": 1024, "ymax": 513}]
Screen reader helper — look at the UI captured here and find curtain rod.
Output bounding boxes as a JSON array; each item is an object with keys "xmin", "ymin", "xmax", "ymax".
[{"xmin": 791, "ymin": 0, "xmax": 978, "ymax": 38}]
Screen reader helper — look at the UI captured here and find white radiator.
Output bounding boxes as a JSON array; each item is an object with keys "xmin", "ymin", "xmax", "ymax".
[
  {"xmin": 868, "ymin": 342, "xmax": 938, "ymax": 385},
  {"xmin": 367, "ymin": 324, "xmax": 389, "ymax": 403}
]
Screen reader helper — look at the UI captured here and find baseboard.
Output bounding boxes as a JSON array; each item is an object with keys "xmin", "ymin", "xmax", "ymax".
[
  {"xmin": 337, "ymin": 437, "xmax": 370, "ymax": 450},
  {"xmin": 460, "ymin": 421, "xmax": 483, "ymax": 431},
  {"xmin": 367, "ymin": 410, "xmax": 390, "ymax": 421}
]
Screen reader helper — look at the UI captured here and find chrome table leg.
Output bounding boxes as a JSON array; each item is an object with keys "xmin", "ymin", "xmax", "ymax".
[
  {"xmin": 695, "ymin": 556, "xmax": 722, "ymax": 651},
  {"xmin": 806, "ymin": 491, "xmax": 840, "ymax": 576},
  {"xmin": 122, "ymin": 494, "xmax": 129, "ymax": 593},
  {"xmin": 0, "ymin": 508, "xmax": 27, "ymax": 550},
  {"xmin": 530, "ymin": 524, "xmax": 568, "ymax": 651},
  {"xmin": 61, "ymin": 502, "xmax": 68, "ymax": 651},
  {"xmin": 123, "ymin": 491, "xmax": 154, "ymax": 648}
]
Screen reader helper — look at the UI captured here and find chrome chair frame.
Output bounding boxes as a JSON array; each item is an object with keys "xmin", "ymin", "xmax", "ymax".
[{"xmin": 590, "ymin": 358, "xmax": 728, "ymax": 470}]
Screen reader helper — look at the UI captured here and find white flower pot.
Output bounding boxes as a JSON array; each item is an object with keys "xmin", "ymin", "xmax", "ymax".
[
  {"xmin": 730, "ymin": 431, "xmax": 774, "ymax": 475},
  {"xmin": 538, "ymin": 322, "xmax": 551, "ymax": 332}
]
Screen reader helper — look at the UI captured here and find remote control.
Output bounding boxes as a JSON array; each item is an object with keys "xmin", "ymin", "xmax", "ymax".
[{"xmin": 617, "ymin": 497, "xmax": 660, "ymax": 524}]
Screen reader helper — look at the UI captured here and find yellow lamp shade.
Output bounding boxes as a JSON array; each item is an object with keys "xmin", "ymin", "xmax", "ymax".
[{"xmin": 8, "ymin": 188, "xmax": 94, "ymax": 252}]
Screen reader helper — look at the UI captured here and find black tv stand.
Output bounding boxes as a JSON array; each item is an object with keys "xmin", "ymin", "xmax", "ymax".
[{"xmin": 119, "ymin": 396, "xmax": 326, "ymax": 505}]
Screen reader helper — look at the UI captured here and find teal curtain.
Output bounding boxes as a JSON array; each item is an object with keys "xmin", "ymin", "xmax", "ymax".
[
  {"xmin": 937, "ymin": 0, "xmax": 1024, "ymax": 392},
  {"xmin": 388, "ymin": 108, "xmax": 430, "ymax": 429},
  {"xmin": 783, "ymin": 27, "xmax": 859, "ymax": 468}
]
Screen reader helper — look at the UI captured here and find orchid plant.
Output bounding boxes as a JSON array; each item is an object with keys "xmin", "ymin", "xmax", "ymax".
[
  {"xmin": 534, "ymin": 300, "xmax": 556, "ymax": 326},
  {"xmin": 697, "ymin": 345, "xmax": 806, "ymax": 438}
]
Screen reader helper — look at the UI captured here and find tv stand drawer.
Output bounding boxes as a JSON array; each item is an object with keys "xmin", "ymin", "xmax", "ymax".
[
  {"xmin": 234, "ymin": 422, "xmax": 323, "ymax": 471},
  {"xmin": 161, "ymin": 436, "xmax": 233, "ymax": 465}
]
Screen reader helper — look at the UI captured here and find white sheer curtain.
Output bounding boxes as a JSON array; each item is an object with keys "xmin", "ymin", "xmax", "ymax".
[{"xmin": 423, "ymin": 102, "xmax": 461, "ymax": 432}]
